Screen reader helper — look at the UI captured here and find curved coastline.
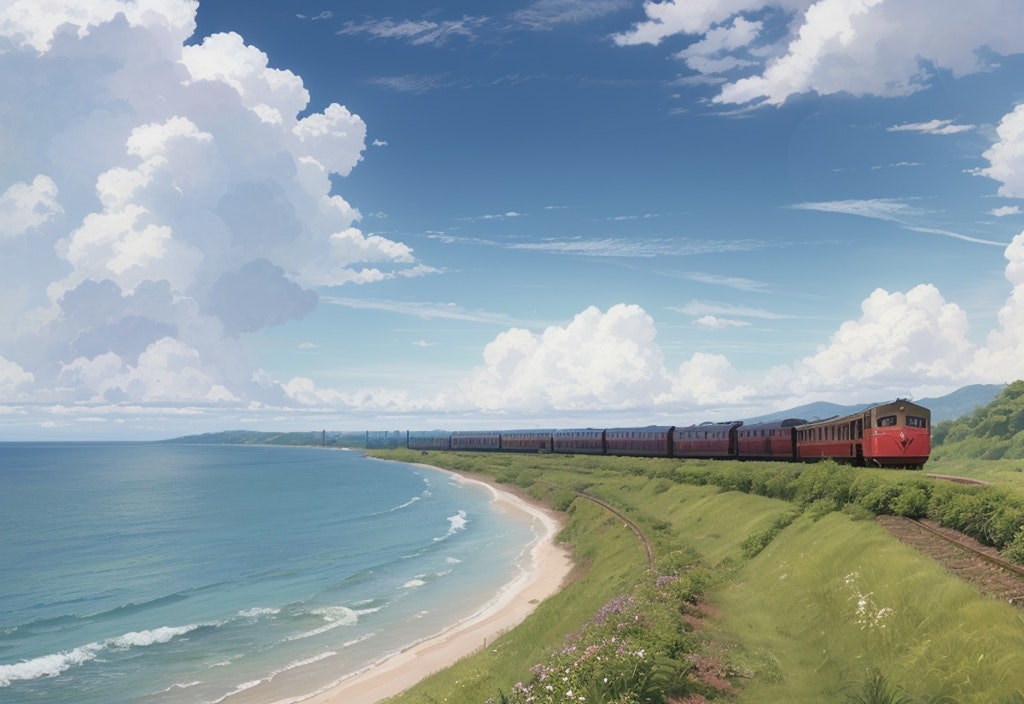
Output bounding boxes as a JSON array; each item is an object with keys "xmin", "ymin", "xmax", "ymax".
[{"xmin": 278, "ymin": 464, "xmax": 573, "ymax": 704}]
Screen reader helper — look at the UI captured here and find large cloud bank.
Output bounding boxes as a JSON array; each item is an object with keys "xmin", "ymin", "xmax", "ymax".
[
  {"xmin": 461, "ymin": 227, "xmax": 1024, "ymax": 417},
  {"xmin": 613, "ymin": 0, "xmax": 1024, "ymax": 106},
  {"xmin": 0, "ymin": 1, "xmax": 420, "ymax": 407}
]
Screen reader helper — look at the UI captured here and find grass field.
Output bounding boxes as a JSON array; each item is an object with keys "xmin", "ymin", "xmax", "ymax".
[{"xmin": 371, "ymin": 450, "xmax": 1024, "ymax": 703}]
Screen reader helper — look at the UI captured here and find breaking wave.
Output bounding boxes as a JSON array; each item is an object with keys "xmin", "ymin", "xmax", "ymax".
[
  {"xmin": 0, "ymin": 623, "xmax": 207, "ymax": 687},
  {"xmin": 434, "ymin": 509, "xmax": 468, "ymax": 541}
]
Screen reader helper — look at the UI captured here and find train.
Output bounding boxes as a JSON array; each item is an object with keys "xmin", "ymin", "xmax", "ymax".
[{"xmin": 406, "ymin": 399, "xmax": 931, "ymax": 469}]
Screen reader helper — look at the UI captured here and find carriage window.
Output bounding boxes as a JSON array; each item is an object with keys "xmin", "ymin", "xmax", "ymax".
[
  {"xmin": 906, "ymin": 415, "xmax": 927, "ymax": 428},
  {"xmin": 877, "ymin": 415, "xmax": 897, "ymax": 427}
]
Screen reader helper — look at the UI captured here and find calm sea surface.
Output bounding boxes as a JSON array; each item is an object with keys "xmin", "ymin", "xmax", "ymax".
[{"xmin": 0, "ymin": 443, "xmax": 536, "ymax": 703}]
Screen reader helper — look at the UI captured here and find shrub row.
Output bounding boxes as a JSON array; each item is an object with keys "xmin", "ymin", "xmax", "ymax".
[{"xmin": 648, "ymin": 460, "xmax": 1024, "ymax": 564}]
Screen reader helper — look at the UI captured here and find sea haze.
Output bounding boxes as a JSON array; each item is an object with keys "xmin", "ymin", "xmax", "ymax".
[{"xmin": 0, "ymin": 443, "xmax": 536, "ymax": 703}]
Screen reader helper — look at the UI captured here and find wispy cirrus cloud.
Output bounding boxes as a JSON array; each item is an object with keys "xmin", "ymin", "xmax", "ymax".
[
  {"xmin": 791, "ymin": 198, "xmax": 926, "ymax": 221},
  {"xmin": 887, "ymin": 119, "xmax": 975, "ymax": 135},
  {"xmin": 694, "ymin": 315, "xmax": 752, "ymax": 329},
  {"xmin": 457, "ymin": 211, "xmax": 525, "ymax": 222},
  {"xmin": 682, "ymin": 271, "xmax": 771, "ymax": 293},
  {"xmin": 670, "ymin": 300, "xmax": 793, "ymax": 320},
  {"xmin": 511, "ymin": 0, "xmax": 631, "ymax": 30},
  {"xmin": 338, "ymin": 16, "xmax": 488, "ymax": 46},
  {"xmin": 792, "ymin": 198, "xmax": 1006, "ymax": 246},
  {"xmin": 321, "ymin": 296, "xmax": 522, "ymax": 325},
  {"xmin": 508, "ymin": 236, "xmax": 768, "ymax": 258},
  {"xmin": 366, "ymin": 74, "xmax": 462, "ymax": 94}
]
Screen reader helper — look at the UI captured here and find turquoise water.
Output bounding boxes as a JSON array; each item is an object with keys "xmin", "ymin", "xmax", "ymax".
[{"xmin": 0, "ymin": 443, "xmax": 536, "ymax": 703}]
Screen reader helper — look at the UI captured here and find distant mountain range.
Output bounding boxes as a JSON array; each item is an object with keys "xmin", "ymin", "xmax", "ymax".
[{"xmin": 744, "ymin": 384, "xmax": 1006, "ymax": 426}]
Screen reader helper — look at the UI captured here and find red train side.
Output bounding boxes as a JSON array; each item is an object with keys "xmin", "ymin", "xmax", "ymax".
[
  {"xmin": 552, "ymin": 428, "xmax": 605, "ymax": 454},
  {"xmin": 604, "ymin": 426, "xmax": 674, "ymax": 457},
  {"xmin": 796, "ymin": 400, "xmax": 930, "ymax": 469},
  {"xmin": 736, "ymin": 418, "xmax": 806, "ymax": 460},
  {"xmin": 673, "ymin": 421, "xmax": 741, "ymax": 459},
  {"xmin": 500, "ymin": 430, "xmax": 555, "ymax": 452}
]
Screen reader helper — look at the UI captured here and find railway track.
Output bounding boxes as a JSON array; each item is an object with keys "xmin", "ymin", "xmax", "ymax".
[{"xmin": 878, "ymin": 515, "xmax": 1024, "ymax": 605}]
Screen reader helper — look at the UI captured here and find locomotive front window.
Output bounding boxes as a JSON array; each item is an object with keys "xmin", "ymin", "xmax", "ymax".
[
  {"xmin": 906, "ymin": 415, "xmax": 928, "ymax": 428},
  {"xmin": 877, "ymin": 415, "xmax": 897, "ymax": 427}
]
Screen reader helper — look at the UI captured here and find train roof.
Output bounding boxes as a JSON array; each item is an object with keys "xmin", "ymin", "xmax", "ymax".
[
  {"xmin": 796, "ymin": 399, "xmax": 931, "ymax": 427},
  {"xmin": 604, "ymin": 425, "xmax": 674, "ymax": 433},
  {"xmin": 740, "ymin": 418, "xmax": 808, "ymax": 429},
  {"xmin": 676, "ymin": 420, "xmax": 743, "ymax": 430}
]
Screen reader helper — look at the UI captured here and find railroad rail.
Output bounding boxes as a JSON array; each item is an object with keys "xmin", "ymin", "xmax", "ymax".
[{"xmin": 878, "ymin": 516, "xmax": 1024, "ymax": 605}]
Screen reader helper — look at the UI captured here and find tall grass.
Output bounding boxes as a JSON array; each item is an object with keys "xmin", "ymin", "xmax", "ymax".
[{"xmin": 714, "ymin": 511, "xmax": 1024, "ymax": 703}]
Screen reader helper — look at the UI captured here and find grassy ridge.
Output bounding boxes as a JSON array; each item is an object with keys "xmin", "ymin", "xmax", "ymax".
[{"xmin": 372, "ymin": 451, "xmax": 1024, "ymax": 703}]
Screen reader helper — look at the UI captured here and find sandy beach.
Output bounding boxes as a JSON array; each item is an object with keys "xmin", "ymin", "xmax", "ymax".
[{"xmin": 291, "ymin": 467, "xmax": 574, "ymax": 704}]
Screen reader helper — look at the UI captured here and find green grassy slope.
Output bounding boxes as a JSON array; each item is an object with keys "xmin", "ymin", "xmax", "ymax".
[{"xmin": 364, "ymin": 451, "xmax": 1024, "ymax": 704}]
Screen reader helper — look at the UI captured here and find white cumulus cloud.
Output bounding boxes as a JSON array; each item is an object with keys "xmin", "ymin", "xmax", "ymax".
[
  {"xmin": 977, "ymin": 104, "xmax": 1024, "ymax": 199},
  {"xmin": 0, "ymin": 175, "xmax": 63, "ymax": 237},
  {"xmin": 463, "ymin": 304, "xmax": 672, "ymax": 411},
  {"xmin": 0, "ymin": 0, "xmax": 424, "ymax": 408},
  {"xmin": 614, "ymin": 0, "xmax": 1024, "ymax": 107}
]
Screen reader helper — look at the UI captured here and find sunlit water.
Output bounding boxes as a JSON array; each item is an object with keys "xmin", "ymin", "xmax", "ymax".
[{"xmin": 0, "ymin": 443, "xmax": 536, "ymax": 703}]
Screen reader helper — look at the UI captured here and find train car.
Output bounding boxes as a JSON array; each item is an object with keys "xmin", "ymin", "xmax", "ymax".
[
  {"xmin": 450, "ymin": 430, "xmax": 502, "ymax": 451},
  {"xmin": 552, "ymin": 428, "xmax": 606, "ymax": 455},
  {"xmin": 673, "ymin": 421, "xmax": 742, "ymax": 459},
  {"xmin": 796, "ymin": 400, "xmax": 931, "ymax": 468},
  {"xmin": 736, "ymin": 418, "xmax": 807, "ymax": 461},
  {"xmin": 604, "ymin": 426, "xmax": 674, "ymax": 457},
  {"xmin": 407, "ymin": 431, "xmax": 451, "ymax": 451},
  {"xmin": 500, "ymin": 429, "xmax": 555, "ymax": 452}
]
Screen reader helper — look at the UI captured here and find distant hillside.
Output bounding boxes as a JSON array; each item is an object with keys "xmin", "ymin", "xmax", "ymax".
[
  {"xmin": 917, "ymin": 384, "xmax": 1006, "ymax": 424},
  {"xmin": 932, "ymin": 380, "xmax": 1024, "ymax": 459},
  {"xmin": 745, "ymin": 384, "xmax": 1004, "ymax": 426},
  {"xmin": 161, "ymin": 430, "xmax": 366, "ymax": 447}
]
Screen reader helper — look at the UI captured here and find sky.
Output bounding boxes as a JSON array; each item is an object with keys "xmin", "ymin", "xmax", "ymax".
[{"xmin": 3, "ymin": 0, "xmax": 1024, "ymax": 440}]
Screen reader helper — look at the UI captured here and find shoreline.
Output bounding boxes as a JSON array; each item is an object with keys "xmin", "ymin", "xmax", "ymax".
[{"xmin": 284, "ymin": 464, "xmax": 574, "ymax": 704}]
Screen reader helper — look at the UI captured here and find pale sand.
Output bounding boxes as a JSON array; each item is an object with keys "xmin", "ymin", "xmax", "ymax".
[{"xmin": 292, "ymin": 467, "xmax": 573, "ymax": 704}]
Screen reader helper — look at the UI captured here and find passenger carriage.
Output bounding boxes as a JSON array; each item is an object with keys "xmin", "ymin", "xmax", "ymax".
[
  {"xmin": 604, "ymin": 426, "xmax": 674, "ymax": 457},
  {"xmin": 552, "ymin": 428, "xmax": 606, "ymax": 454},
  {"xmin": 735, "ymin": 418, "xmax": 807, "ymax": 461},
  {"xmin": 673, "ymin": 421, "xmax": 742, "ymax": 459},
  {"xmin": 406, "ymin": 431, "xmax": 452, "ymax": 451},
  {"xmin": 450, "ymin": 430, "xmax": 502, "ymax": 451},
  {"xmin": 500, "ymin": 429, "xmax": 555, "ymax": 453}
]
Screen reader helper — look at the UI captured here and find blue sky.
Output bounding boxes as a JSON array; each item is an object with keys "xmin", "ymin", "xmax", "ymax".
[{"xmin": 3, "ymin": 0, "xmax": 1024, "ymax": 439}]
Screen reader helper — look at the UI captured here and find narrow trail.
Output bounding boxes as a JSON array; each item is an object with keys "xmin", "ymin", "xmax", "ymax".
[{"xmin": 575, "ymin": 491, "xmax": 655, "ymax": 569}]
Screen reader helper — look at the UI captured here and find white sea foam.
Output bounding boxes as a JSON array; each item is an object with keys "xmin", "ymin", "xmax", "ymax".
[
  {"xmin": 209, "ymin": 678, "xmax": 264, "ymax": 704},
  {"xmin": 108, "ymin": 624, "xmax": 203, "ymax": 649},
  {"xmin": 434, "ymin": 509, "xmax": 468, "ymax": 541},
  {"xmin": 287, "ymin": 605, "xmax": 380, "ymax": 641},
  {"xmin": 237, "ymin": 607, "xmax": 280, "ymax": 619},
  {"xmin": 0, "ymin": 643, "xmax": 103, "ymax": 687},
  {"xmin": 403, "ymin": 578, "xmax": 427, "ymax": 589},
  {"xmin": 0, "ymin": 623, "xmax": 204, "ymax": 687}
]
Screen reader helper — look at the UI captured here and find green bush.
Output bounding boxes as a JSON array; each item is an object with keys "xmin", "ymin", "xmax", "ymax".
[{"xmin": 890, "ymin": 484, "xmax": 929, "ymax": 518}]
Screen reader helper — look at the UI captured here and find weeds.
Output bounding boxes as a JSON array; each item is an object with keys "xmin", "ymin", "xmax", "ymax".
[{"xmin": 843, "ymin": 668, "xmax": 915, "ymax": 704}]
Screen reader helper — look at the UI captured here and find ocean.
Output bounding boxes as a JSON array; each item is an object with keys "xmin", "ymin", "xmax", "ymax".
[{"xmin": 0, "ymin": 443, "xmax": 538, "ymax": 703}]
